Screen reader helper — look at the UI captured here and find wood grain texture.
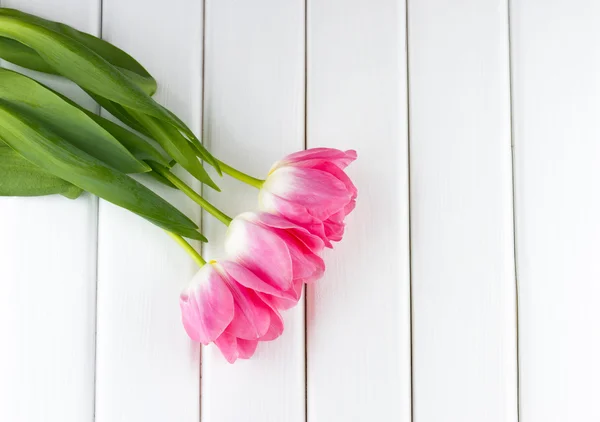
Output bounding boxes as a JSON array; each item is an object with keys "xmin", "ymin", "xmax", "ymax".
[
  {"xmin": 0, "ymin": 1, "xmax": 99, "ymax": 421},
  {"xmin": 201, "ymin": 0, "xmax": 306, "ymax": 421},
  {"xmin": 408, "ymin": 1, "xmax": 518, "ymax": 421},
  {"xmin": 95, "ymin": 1, "xmax": 203, "ymax": 421},
  {"xmin": 511, "ymin": 1, "xmax": 600, "ymax": 420},
  {"xmin": 306, "ymin": 1, "xmax": 412, "ymax": 420}
]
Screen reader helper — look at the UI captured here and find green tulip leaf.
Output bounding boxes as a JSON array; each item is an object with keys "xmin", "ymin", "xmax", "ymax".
[
  {"xmin": 0, "ymin": 13, "xmax": 192, "ymax": 137},
  {"xmin": 0, "ymin": 100, "xmax": 205, "ymax": 241},
  {"xmin": 0, "ymin": 142, "xmax": 82, "ymax": 199},
  {"xmin": 128, "ymin": 110, "xmax": 220, "ymax": 191},
  {"xmin": 146, "ymin": 170, "xmax": 177, "ymax": 189},
  {"xmin": 44, "ymin": 85, "xmax": 170, "ymax": 167},
  {"xmin": 0, "ymin": 68, "xmax": 150, "ymax": 174},
  {"xmin": 90, "ymin": 91, "xmax": 222, "ymax": 176},
  {"xmin": 0, "ymin": 36, "xmax": 57, "ymax": 74},
  {"xmin": 0, "ymin": 8, "xmax": 156, "ymax": 95}
]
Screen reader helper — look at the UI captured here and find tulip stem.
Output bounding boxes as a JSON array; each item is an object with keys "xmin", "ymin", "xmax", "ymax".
[
  {"xmin": 217, "ymin": 160, "xmax": 265, "ymax": 189},
  {"xmin": 166, "ymin": 231, "xmax": 206, "ymax": 267},
  {"xmin": 154, "ymin": 167, "xmax": 234, "ymax": 226}
]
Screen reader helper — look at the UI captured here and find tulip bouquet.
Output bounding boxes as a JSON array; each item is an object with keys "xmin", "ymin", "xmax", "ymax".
[{"xmin": 0, "ymin": 8, "xmax": 357, "ymax": 362}]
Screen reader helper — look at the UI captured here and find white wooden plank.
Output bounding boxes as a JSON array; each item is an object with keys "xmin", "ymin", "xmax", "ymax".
[
  {"xmin": 306, "ymin": 1, "xmax": 411, "ymax": 420},
  {"xmin": 201, "ymin": 0, "xmax": 305, "ymax": 420},
  {"xmin": 511, "ymin": 1, "xmax": 600, "ymax": 420},
  {"xmin": 408, "ymin": 1, "xmax": 518, "ymax": 421},
  {"xmin": 95, "ymin": 2, "xmax": 203, "ymax": 421},
  {"xmin": 0, "ymin": 1, "xmax": 99, "ymax": 421}
]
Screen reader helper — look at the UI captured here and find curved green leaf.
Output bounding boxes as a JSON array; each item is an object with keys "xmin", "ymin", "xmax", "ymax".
[
  {"xmin": 86, "ymin": 116, "xmax": 169, "ymax": 166},
  {"xmin": 87, "ymin": 91, "xmax": 152, "ymax": 136},
  {"xmin": 0, "ymin": 14, "xmax": 187, "ymax": 134},
  {"xmin": 0, "ymin": 142, "xmax": 82, "ymax": 198},
  {"xmin": 45, "ymin": 86, "xmax": 170, "ymax": 166},
  {"xmin": 0, "ymin": 68, "xmax": 149, "ymax": 174},
  {"xmin": 128, "ymin": 110, "xmax": 220, "ymax": 191},
  {"xmin": 0, "ymin": 8, "xmax": 156, "ymax": 95},
  {"xmin": 0, "ymin": 36, "xmax": 57, "ymax": 74},
  {"xmin": 90, "ymin": 92, "xmax": 221, "ymax": 175},
  {"xmin": 0, "ymin": 101, "xmax": 205, "ymax": 241}
]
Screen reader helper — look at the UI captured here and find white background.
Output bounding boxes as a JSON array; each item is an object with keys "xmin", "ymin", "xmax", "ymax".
[{"xmin": 0, "ymin": 0, "xmax": 598, "ymax": 421}]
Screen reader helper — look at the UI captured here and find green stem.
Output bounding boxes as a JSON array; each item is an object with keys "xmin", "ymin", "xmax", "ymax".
[
  {"xmin": 155, "ymin": 166, "xmax": 233, "ymax": 226},
  {"xmin": 166, "ymin": 231, "xmax": 206, "ymax": 267},
  {"xmin": 217, "ymin": 160, "xmax": 265, "ymax": 189}
]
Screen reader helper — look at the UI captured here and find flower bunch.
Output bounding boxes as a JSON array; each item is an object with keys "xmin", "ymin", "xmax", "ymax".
[
  {"xmin": 0, "ymin": 8, "xmax": 358, "ymax": 362},
  {"xmin": 180, "ymin": 149, "xmax": 357, "ymax": 362}
]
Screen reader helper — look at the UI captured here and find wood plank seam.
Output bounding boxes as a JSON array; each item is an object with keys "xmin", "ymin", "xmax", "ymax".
[
  {"xmin": 93, "ymin": 1, "xmax": 103, "ymax": 422},
  {"xmin": 405, "ymin": 0, "xmax": 415, "ymax": 420},
  {"xmin": 199, "ymin": 0, "xmax": 206, "ymax": 419},
  {"xmin": 506, "ymin": 1, "xmax": 522, "ymax": 421}
]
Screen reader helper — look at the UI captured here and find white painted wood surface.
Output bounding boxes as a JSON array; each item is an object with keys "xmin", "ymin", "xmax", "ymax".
[
  {"xmin": 5, "ymin": 0, "xmax": 600, "ymax": 421},
  {"xmin": 201, "ymin": 0, "xmax": 306, "ymax": 420},
  {"xmin": 408, "ymin": 1, "xmax": 518, "ymax": 421},
  {"xmin": 511, "ymin": 1, "xmax": 600, "ymax": 421},
  {"xmin": 306, "ymin": 1, "xmax": 412, "ymax": 421},
  {"xmin": 95, "ymin": 1, "xmax": 202, "ymax": 421},
  {"xmin": 0, "ymin": 1, "xmax": 98, "ymax": 421}
]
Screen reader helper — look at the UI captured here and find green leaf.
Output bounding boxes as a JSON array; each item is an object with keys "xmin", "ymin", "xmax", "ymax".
[
  {"xmin": 128, "ymin": 110, "xmax": 220, "ymax": 191},
  {"xmin": 0, "ymin": 142, "xmax": 82, "ymax": 199},
  {"xmin": 0, "ymin": 36, "xmax": 57, "ymax": 74},
  {"xmin": 86, "ymin": 116, "xmax": 170, "ymax": 166},
  {"xmin": 0, "ymin": 68, "xmax": 150, "ymax": 174},
  {"xmin": 0, "ymin": 13, "xmax": 187, "ymax": 134},
  {"xmin": 0, "ymin": 8, "xmax": 222, "ymax": 179},
  {"xmin": 87, "ymin": 91, "xmax": 152, "ymax": 136},
  {"xmin": 89, "ymin": 91, "xmax": 222, "ymax": 176},
  {"xmin": 0, "ymin": 8, "xmax": 156, "ymax": 95},
  {"xmin": 0, "ymin": 100, "xmax": 205, "ymax": 241},
  {"xmin": 146, "ymin": 170, "xmax": 177, "ymax": 189},
  {"xmin": 45, "ymin": 86, "xmax": 170, "ymax": 167}
]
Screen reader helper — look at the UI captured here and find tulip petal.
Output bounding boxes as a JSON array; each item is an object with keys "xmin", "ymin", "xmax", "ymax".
[
  {"xmin": 264, "ymin": 167, "xmax": 352, "ymax": 221},
  {"xmin": 225, "ymin": 215, "xmax": 294, "ymax": 291},
  {"xmin": 254, "ymin": 212, "xmax": 325, "ymax": 254},
  {"xmin": 313, "ymin": 161, "xmax": 358, "ymax": 200},
  {"xmin": 237, "ymin": 339, "xmax": 259, "ymax": 359},
  {"xmin": 259, "ymin": 191, "xmax": 332, "ymax": 248},
  {"xmin": 220, "ymin": 261, "xmax": 296, "ymax": 299},
  {"xmin": 224, "ymin": 281, "xmax": 271, "ymax": 340},
  {"xmin": 259, "ymin": 279, "xmax": 304, "ymax": 311},
  {"xmin": 260, "ymin": 308, "xmax": 284, "ymax": 341},
  {"xmin": 180, "ymin": 266, "xmax": 234, "ymax": 344},
  {"xmin": 214, "ymin": 332, "xmax": 239, "ymax": 364},
  {"xmin": 276, "ymin": 148, "xmax": 357, "ymax": 170},
  {"xmin": 214, "ymin": 333, "xmax": 259, "ymax": 363}
]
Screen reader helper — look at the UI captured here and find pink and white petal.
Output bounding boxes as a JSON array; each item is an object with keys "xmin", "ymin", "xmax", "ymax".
[
  {"xmin": 323, "ymin": 218, "xmax": 346, "ymax": 242},
  {"xmin": 220, "ymin": 261, "xmax": 296, "ymax": 300},
  {"xmin": 254, "ymin": 212, "xmax": 325, "ymax": 254},
  {"xmin": 264, "ymin": 167, "xmax": 352, "ymax": 220},
  {"xmin": 214, "ymin": 331, "xmax": 239, "ymax": 364},
  {"xmin": 275, "ymin": 231, "xmax": 325, "ymax": 283},
  {"xmin": 225, "ymin": 282, "xmax": 272, "ymax": 340},
  {"xmin": 237, "ymin": 339, "xmax": 259, "ymax": 360},
  {"xmin": 260, "ymin": 307, "xmax": 284, "ymax": 341},
  {"xmin": 225, "ymin": 216, "xmax": 294, "ymax": 291},
  {"xmin": 312, "ymin": 161, "xmax": 358, "ymax": 200},
  {"xmin": 258, "ymin": 192, "xmax": 332, "ymax": 248},
  {"xmin": 180, "ymin": 266, "xmax": 234, "ymax": 344},
  {"xmin": 344, "ymin": 198, "xmax": 357, "ymax": 216},
  {"xmin": 259, "ymin": 279, "xmax": 304, "ymax": 311},
  {"xmin": 280, "ymin": 148, "xmax": 357, "ymax": 169}
]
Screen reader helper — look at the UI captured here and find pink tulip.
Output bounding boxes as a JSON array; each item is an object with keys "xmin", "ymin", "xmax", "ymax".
[
  {"xmin": 258, "ymin": 148, "xmax": 358, "ymax": 247},
  {"xmin": 180, "ymin": 260, "xmax": 287, "ymax": 363},
  {"xmin": 225, "ymin": 212, "xmax": 326, "ymax": 304}
]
